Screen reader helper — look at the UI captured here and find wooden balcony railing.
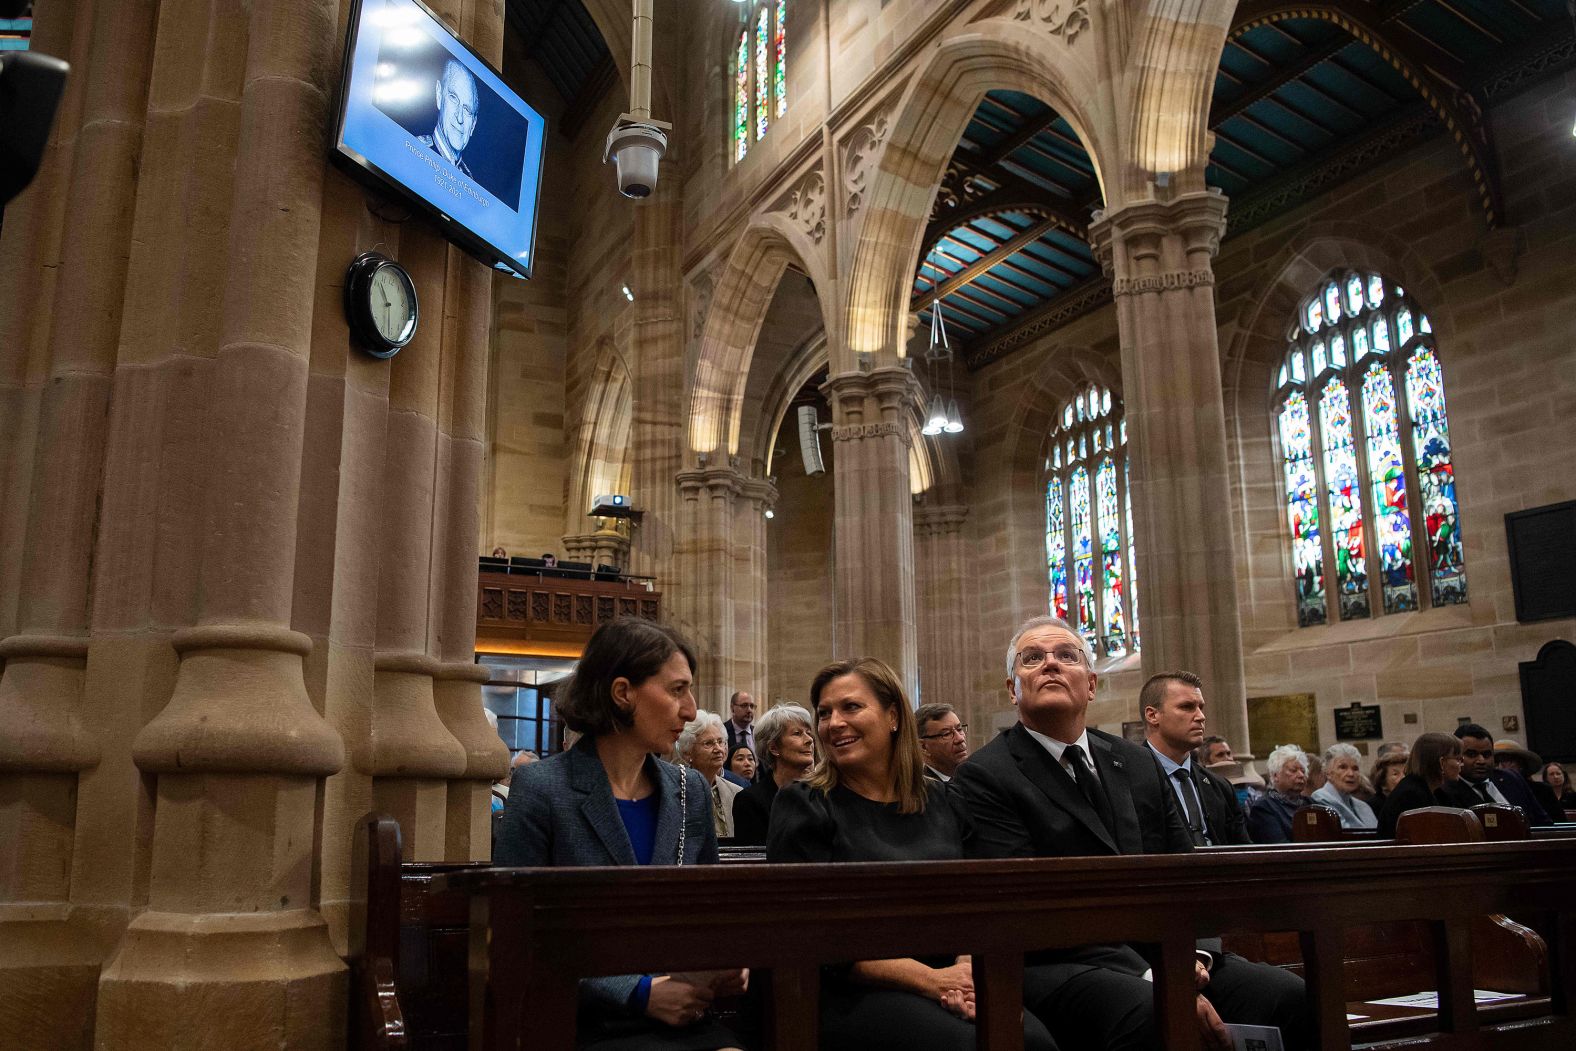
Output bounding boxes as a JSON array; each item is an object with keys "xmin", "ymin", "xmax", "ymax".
[{"xmin": 475, "ymin": 570, "xmax": 661, "ymax": 650}]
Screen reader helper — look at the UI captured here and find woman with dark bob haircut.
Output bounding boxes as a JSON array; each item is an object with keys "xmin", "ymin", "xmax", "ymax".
[
  {"xmin": 495, "ymin": 618, "xmax": 746, "ymax": 1051},
  {"xmin": 1377, "ymin": 731, "xmax": 1470, "ymax": 838},
  {"xmin": 767, "ymin": 657, "xmax": 1056, "ymax": 1051}
]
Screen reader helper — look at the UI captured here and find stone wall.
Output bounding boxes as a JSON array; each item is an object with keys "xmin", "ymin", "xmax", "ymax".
[
  {"xmin": 767, "ymin": 411, "xmax": 836, "ymax": 706},
  {"xmin": 956, "ymin": 72, "xmax": 1576, "ymax": 753}
]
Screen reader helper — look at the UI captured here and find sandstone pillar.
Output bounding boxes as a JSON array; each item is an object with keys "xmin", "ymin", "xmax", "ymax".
[
  {"xmin": 435, "ymin": 252, "xmax": 511, "ymax": 864},
  {"xmin": 92, "ymin": 1, "xmax": 349, "ymax": 1045},
  {"xmin": 365, "ymin": 229, "xmax": 469, "ymax": 862},
  {"xmin": 822, "ymin": 367, "xmax": 919, "ymax": 692},
  {"xmin": 675, "ymin": 465, "xmax": 776, "ymax": 712},
  {"xmin": 914, "ymin": 504, "xmax": 971, "ymax": 712},
  {"xmin": 0, "ymin": 3, "xmax": 165, "ymax": 1046},
  {"xmin": 563, "ymin": 525, "xmax": 632, "ymax": 571},
  {"xmin": 1089, "ymin": 190, "xmax": 1248, "ymax": 745}
]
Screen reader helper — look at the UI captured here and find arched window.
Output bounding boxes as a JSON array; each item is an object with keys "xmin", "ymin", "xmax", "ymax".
[
  {"xmin": 1273, "ymin": 273, "xmax": 1466, "ymax": 627},
  {"xmin": 1045, "ymin": 386, "xmax": 1138, "ymax": 658},
  {"xmin": 733, "ymin": 1, "xmax": 787, "ymax": 162}
]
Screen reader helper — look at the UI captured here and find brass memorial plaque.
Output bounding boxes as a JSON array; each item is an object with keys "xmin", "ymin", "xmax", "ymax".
[{"xmin": 1247, "ymin": 693, "xmax": 1319, "ymax": 756}]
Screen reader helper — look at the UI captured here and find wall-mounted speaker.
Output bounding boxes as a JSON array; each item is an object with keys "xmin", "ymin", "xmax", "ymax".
[{"xmin": 796, "ymin": 404, "xmax": 826, "ymax": 477}]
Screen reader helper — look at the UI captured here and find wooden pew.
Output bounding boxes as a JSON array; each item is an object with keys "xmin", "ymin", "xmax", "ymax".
[
  {"xmin": 441, "ymin": 835, "xmax": 1576, "ymax": 1051},
  {"xmin": 351, "ymin": 814, "xmax": 487, "ymax": 1051},
  {"xmin": 351, "ymin": 819, "xmax": 765, "ymax": 1049},
  {"xmin": 1227, "ymin": 805, "xmax": 1551, "ymax": 1037}
]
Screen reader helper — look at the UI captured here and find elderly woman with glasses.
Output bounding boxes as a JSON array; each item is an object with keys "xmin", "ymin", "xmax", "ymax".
[
  {"xmin": 1245, "ymin": 744, "xmax": 1312, "ymax": 843},
  {"xmin": 730, "ymin": 702, "xmax": 816, "ymax": 845},
  {"xmin": 676, "ymin": 711, "xmax": 740, "ymax": 839},
  {"xmin": 767, "ymin": 658, "xmax": 1057, "ymax": 1051},
  {"xmin": 1310, "ymin": 743, "xmax": 1377, "ymax": 829}
]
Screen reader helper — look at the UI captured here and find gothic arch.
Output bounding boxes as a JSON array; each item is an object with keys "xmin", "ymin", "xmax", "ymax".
[
  {"xmin": 841, "ymin": 20, "xmax": 1116, "ymax": 372},
  {"xmin": 689, "ymin": 212, "xmax": 836, "ymax": 459},
  {"xmin": 1126, "ymin": 0, "xmax": 1239, "ymax": 190},
  {"xmin": 566, "ymin": 340, "xmax": 633, "ymax": 532}
]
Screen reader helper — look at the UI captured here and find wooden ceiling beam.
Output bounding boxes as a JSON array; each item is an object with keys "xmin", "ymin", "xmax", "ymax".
[{"xmin": 911, "ymin": 214, "xmax": 1064, "ymax": 313}]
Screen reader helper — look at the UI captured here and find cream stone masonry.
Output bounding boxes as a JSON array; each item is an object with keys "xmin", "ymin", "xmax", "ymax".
[{"xmin": 1090, "ymin": 190, "xmax": 1249, "ymax": 747}]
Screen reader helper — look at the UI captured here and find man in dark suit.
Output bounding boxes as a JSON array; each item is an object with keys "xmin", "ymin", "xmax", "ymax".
[
  {"xmin": 1141, "ymin": 671, "xmax": 1248, "ymax": 846},
  {"xmin": 724, "ymin": 690, "xmax": 759, "ymax": 782},
  {"xmin": 955, "ymin": 616, "xmax": 1305, "ymax": 1051},
  {"xmin": 1455, "ymin": 724, "xmax": 1555, "ymax": 823}
]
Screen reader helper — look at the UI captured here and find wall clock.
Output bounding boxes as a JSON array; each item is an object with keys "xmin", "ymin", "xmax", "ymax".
[{"xmin": 345, "ymin": 251, "xmax": 418, "ymax": 359}]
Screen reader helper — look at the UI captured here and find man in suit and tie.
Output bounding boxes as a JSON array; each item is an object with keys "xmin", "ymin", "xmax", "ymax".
[
  {"xmin": 724, "ymin": 691, "xmax": 759, "ymax": 782},
  {"xmin": 1454, "ymin": 724, "xmax": 1554, "ymax": 823},
  {"xmin": 1142, "ymin": 672, "xmax": 1249, "ymax": 846},
  {"xmin": 955, "ymin": 616, "xmax": 1305, "ymax": 1051}
]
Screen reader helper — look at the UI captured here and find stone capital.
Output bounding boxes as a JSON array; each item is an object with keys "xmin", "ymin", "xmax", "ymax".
[
  {"xmin": 1089, "ymin": 190, "xmax": 1229, "ymax": 281},
  {"xmin": 914, "ymin": 504, "xmax": 969, "ymax": 536},
  {"xmin": 822, "ymin": 366, "xmax": 921, "ymax": 429},
  {"xmin": 737, "ymin": 476, "xmax": 779, "ymax": 511}
]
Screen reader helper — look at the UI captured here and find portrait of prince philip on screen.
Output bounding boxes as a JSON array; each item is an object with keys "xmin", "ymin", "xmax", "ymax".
[{"xmin": 418, "ymin": 59, "xmax": 478, "ymax": 179}]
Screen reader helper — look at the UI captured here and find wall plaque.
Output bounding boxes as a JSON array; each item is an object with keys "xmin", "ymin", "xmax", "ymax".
[
  {"xmin": 1334, "ymin": 702, "xmax": 1383, "ymax": 741},
  {"xmin": 1247, "ymin": 693, "xmax": 1319, "ymax": 757}
]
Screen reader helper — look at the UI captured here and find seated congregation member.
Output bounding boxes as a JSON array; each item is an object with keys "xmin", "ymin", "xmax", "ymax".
[
  {"xmin": 1376, "ymin": 732, "xmax": 1470, "ymax": 838},
  {"xmin": 1195, "ymin": 734, "xmax": 1235, "ymax": 767},
  {"xmin": 726, "ymin": 745, "xmax": 758, "ymax": 784},
  {"xmin": 678, "ymin": 712, "xmax": 741, "ymax": 839},
  {"xmin": 955, "ymin": 615, "xmax": 1306, "ymax": 1051},
  {"xmin": 1142, "ymin": 672, "xmax": 1247, "ymax": 845},
  {"xmin": 730, "ymin": 703, "xmax": 815, "ymax": 845},
  {"xmin": 915, "ymin": 702, "xmax": 971, "ymax": 781},
  {"xmin": 1454, "ymin": 724, "xmax": 1554, "ymax": 823},
  {"xmin": 1533, "ymin": 761, "xmax": 1574, "ymax": 822},
  {"xmin": 495, "ymin": 618, "xmax": 746, "ymax": 1050},
  {"xmin": 1245, "ymin": 745, "xmax": 1312, "ymax": 844},
  {"xmin": 768, "ymin": 658, "xmax": 1057, "ymax": 1051},
  {"xmin": 1310, "ymin": 744, "xmax": 1377, "ymax": 830},
  {"xmin": 1368, "ymin": 749, "xmax": 1409, "ymax": 814}
]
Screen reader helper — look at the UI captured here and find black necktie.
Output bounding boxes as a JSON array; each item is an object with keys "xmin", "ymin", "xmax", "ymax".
[
  {"xmin": 1471, "ymin": 780, "xmax": 1493, "ymax": 804},
  {"xmin": 1063, "ymin": 744, "xmax": 1112, "ymax": 832},
  {"xmin": 1173, "ymin": 768, "xmax": 1207, "ymax": 846}
]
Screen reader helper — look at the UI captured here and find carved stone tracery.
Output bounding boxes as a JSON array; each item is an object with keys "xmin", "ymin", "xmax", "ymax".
[{"xmin": 843, "ymin": 107, "xmax": 894, "ymax": 216}]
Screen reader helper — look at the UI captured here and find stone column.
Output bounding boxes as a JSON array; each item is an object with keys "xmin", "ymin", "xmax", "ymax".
[
  {"xmin": 435, "ymin": 253, "xmax": 511, "ymax": 864},
  {"xmin": 563, "ymin": 524, "xmax": 632, "ymax": 571},
  {"xmin": 93, "ymin": 0, "xmax": 348, "ymax": 1045},
  {"xmin": 1089, "ymin": 190, "xmax": 1248, "ymax": 746},
  {"xmin": 0, "ymin": 3, "xmax": 155, "ymax": 1042},
  {"xmin": 674, "ymin": 465, "xmax": 775, "ymax": 713},
  {"xmin": 822, "ymin": 367, "xmax": 920, "ymax": 693},
  {"xmin": 914, "ymin": 505, "xmax": 971, "ymax": 711}
]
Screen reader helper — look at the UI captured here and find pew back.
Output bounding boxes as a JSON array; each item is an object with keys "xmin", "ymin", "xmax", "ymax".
[{"xmin": 441, "ymin": 839, "xmax": 1576, "ymax": 1051}]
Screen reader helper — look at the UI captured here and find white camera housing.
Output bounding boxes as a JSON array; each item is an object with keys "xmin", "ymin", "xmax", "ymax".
[{"xmin": 604, "ymin": 116, "xmax": 671, "ymax": 199}]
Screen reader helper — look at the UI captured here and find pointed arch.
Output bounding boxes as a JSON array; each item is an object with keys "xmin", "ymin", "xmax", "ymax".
[
  {"xmin": 566, "ymin": 339, "xmax": 634, "ymax": 532},
  {"xmin": 1127, "ymin": 0, "xmax": 1238, "ymax": 186},
  {"xmin": 690, "ymin": 212, "xmax": 835, "ymax": 458},
  {"xmin": 842, "ymin": 20, "xmax": 1115, "ymax": 371}
]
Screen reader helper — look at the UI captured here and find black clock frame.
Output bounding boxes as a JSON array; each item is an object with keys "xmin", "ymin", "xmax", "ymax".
[{"xmin": 344, "ymin": 251, "xmax": 418, "ymax": 359}]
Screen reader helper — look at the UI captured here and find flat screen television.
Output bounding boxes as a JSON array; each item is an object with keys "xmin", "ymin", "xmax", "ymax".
[{"xmin": 334, "ymin": 0, "xmax": 546, "ymax": 279}]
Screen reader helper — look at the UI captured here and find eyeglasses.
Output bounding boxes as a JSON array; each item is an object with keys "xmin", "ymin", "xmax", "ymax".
[
  {"xmin": 1016, "ymin": 646, "xmax": 1085, "ymax": 670},
  {"xmin": 920, "ymin": 724, "xmax": 968, "ymax": 741}
]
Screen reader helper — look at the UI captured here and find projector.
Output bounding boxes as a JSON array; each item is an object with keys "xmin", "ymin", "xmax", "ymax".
[{"xmin": 590, "ymin": 494, "xmax": 639, "ymax": 519}]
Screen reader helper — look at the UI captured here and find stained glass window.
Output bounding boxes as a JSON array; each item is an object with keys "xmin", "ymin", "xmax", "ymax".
[
  {"xmin": 1046, "ymin": 479, "xmax": 1067, "ymax": 620},
  {"xmin": 1279, "ymin": 390, "xmax": 1326, "ymax": 626},
  {"xmin": 1045, "ymin": 386, "xmax": 1138, "ymax": 657},
  {"xmin": 1361, "ymin": 362, "xmax": 1416, "ymax": 613},
  {"xmin": 733, "ymin": 2, "xmax": 788, "ymax": 161},
  {"xmin": 1319, "ymin": 377, "xmax": 1369, "ymax": 620},
  {"xmin": 1405, "ymin": 347, "xmax": 1467, "ymax": 606},
  {"xmin": 754, "ymin": 8, "xmax": 768, "ymax": 140},
  {"xmin": 734, "ymin": 29, "xmax": 750, "ymax": 162},
  {"xmin": 774, "ymin": 0, "xmax": 787, "ymax": 118},
  {"xmin": 1273, "ymin": 272, "xmax": 1466, "ymax": 625}
]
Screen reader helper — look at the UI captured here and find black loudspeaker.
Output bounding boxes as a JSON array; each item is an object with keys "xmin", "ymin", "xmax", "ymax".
[
  {"xmin": 796, "ymin": 404, "xmax": 825, "ymax": 477},
  {"xmin": 1505, "ymin": 501, "xmax": 1576, "ymax": 623},
  {"xmin": 0, "ymin": 50, "xmax": 70, "ymax": 207}
]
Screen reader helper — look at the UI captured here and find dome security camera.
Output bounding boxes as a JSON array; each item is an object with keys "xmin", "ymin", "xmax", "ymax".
[{"xmin": 605, "ymin": 118, "xmax": 670, "ymax": 199}]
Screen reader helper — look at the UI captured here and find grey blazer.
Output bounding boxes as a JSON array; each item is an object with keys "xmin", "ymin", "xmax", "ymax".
[{"xmin": 494, "ymin": 736, "xmax": 719, "ymax": 1013}]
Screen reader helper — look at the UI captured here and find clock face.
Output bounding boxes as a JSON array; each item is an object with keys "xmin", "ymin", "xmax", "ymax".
[{"xmin": 370, "ymin": 265, "xmax": 416, "ymax": 345}]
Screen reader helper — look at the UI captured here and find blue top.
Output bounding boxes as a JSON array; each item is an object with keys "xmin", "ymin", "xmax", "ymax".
[{"xmin": 616, "ymin": 794, "xmax": 661, "ymax": 866}]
